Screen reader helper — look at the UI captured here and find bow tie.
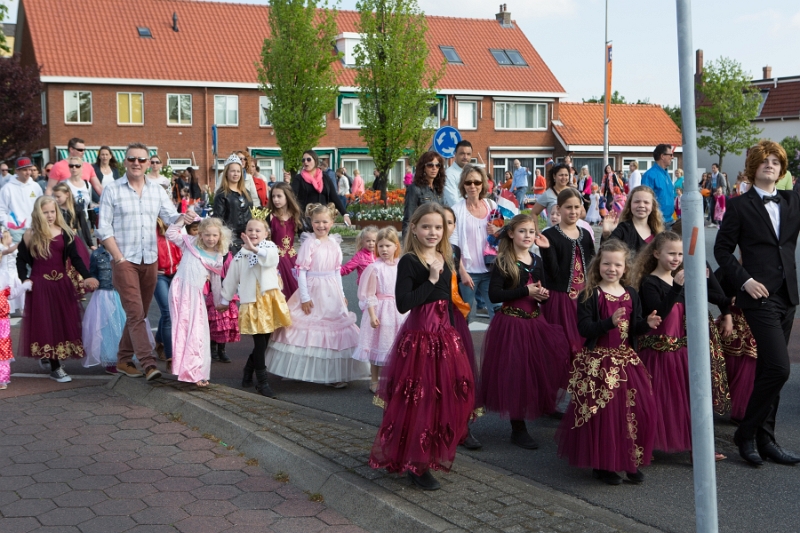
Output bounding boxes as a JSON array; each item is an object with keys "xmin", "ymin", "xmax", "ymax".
[{"xmin": 762, "ymin": 195, "xmax": 780, "ymax": 205}]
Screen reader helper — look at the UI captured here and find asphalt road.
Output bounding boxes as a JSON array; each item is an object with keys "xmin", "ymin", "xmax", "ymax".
[{"xmin": 10, "ymin": 225, "xmax": 800, "ymax": 533}]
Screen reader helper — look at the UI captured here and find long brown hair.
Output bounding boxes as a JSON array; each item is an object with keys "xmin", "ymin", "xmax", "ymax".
[
  {"xmin": 618, "ymin": 185, "xmax": 664, "ymax": 235},
  {"xmin": 219, "ymin": 161, "xmax": 252, "ymax": 203},
  {"xmin": 631, "ymin": 231, "xmax": 682, "ymax": 289},
  {"xmin": 413, "ymin": 151, "xmax": 445, "ymax": 194},
  {"xmin": 402, "ymin": 203, "xmax": 454, "ymax": 273},
  {"xmin": 581, "ymin": 239, "xmax": 632, "ymax": 302},
  {"xmin": 268, "ymin": 181, "xmax": 302, "ymax": 229},
  {"xmin": 495, "ymin": 214, "xmax": 537, "ymax": 288}
]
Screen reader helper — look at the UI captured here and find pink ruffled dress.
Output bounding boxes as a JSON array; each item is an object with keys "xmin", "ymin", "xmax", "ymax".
[
  {"xmin": 352, "ymin": 259, "xmax": 407, "ymax": 366},
  {"xmin": 265, "ymin": 233, "xmax": 367, "ymax": 383}
]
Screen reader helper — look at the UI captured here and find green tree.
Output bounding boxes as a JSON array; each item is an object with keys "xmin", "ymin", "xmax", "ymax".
[
  {"xmin": 354, "ymin": 0, "xmax": 442, "ymax": 200},
  {"xmin": 257, "ymin": 0, "xmax": 341, "ymax": 174},
  {"xmin": 696, "ymin": 57, "xmax": 762, "ymax": 171},
  {"xmin": 583, "ymin": 90, "xmax": 627, "ymax": 104},
  {"xmin": 0, "ymin": 1, "xmax": 8, "ymax": 54},
  {"xmin": 407, "ymin": 124, "xmax": 434, "ymax": 171},
  {"xmin": 780, "ymin": 135, "xmax": 800, "ymax": 178},
  {"xmin": 662, "ymin": 104, "xmax": 682, "ymax": 131}
]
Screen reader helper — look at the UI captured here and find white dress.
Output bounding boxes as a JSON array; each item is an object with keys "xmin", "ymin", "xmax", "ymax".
[
  {"xmin": 586, "ymin": 193, "xmax": 601, "ymax": 224},
  {"xmin": 351, "ymin": 259, "xmax": 408, "ymax": 366}
]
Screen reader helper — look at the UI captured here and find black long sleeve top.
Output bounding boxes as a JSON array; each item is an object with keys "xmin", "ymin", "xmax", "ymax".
[
  {"xmin": 577, "ymin": 287, "xmax": 650, "ymax": 351},
  {"xmin": 639, "ymin": 275, "xmax": 684, "ymax": 319},
  {"xmin": 602, "ymin": 220, "xmax": 650, "ymax": 256},
  {"xmin": 395, "ymin": 253, "xmax": 451, "ymax": 315},
  {"xmin": 402, "ymin": 182, "xmax": 443, "ymax": 234},
  {"xmin": 290, "ymin": 174, "xmax": 347, "ymax": 219},
  {"xmin": 16, "ymin": 230, "xmax": 91, "ymax": 282},
  {"xmin": 540, "ymin": 225, "xmax": 595, "ymax": 293},
  {"xmin": 213, "ymin": 188, "xmax": 253, "ymax": 245},
  {"xmin": 488, "ymin": 252, "xmax": 545, "ymax": 304},
  {"xmin": 61, "ymin": 207, "xmax": 93, "ymax": 248}
]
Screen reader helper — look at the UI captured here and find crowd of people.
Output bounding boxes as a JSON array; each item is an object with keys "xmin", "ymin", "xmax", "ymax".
[{"xmin": 0, "ymin": 137, "xmax": 797, "ymax": 493}]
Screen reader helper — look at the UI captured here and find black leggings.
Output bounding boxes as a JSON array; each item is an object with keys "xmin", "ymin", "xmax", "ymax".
[{"xmin": 250, "ymin": 333, "xmax": 271, "ymax": 371}]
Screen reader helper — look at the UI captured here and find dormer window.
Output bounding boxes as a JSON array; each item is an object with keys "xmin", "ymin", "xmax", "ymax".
[
  {"xmin": 137, "ymin": 27, "xmax": 152, "ymax": 38},
  {"xmin": 439, "ymin": 46, "xmax": 462, "ymax": 64},
  {"xmin": 335, "ymin": 32, "xmax": 364, "ymax": 67}
]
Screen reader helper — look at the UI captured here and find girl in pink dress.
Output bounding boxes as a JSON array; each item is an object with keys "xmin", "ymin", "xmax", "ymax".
[
  {"xmin": 167, "ymin": 214, "xmax": 230, "ymax": 387},
  {"xmin": 341, "ymin": 226, "xmax": 377, "ymax": 284},
  {"xmin": 0, "ymin": 267, "xmax": 31, "ymax": 389},
  {"xmin": 267, "ymin": 182, "xmax": 302, "ymax": 300},
  {"xmin": 352, "ymin": 170, "xmax": 366, "ymax": 196},
  {"xmin": 352, "ymin": 227, "xmax": 407, "ymax": 393},
  {"xmin": 556, "ymin": 240, "xmax": 660, "ymax": 486},
  {"xmin": 713, "ymin": 186, "xmax": 726, "ymax": 227},
  {"xmin": 265, "ymin": 203, "xmax": 366, "ymax": 387},
  {"xmin": 206, "ymin": 251, "xmax": 240, "ymax": 363}
]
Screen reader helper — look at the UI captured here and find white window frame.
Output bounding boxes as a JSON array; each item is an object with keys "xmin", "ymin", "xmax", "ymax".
[
  {"xmin": 117, "ymin": 92, "xmax": 144, "ymax": 125},
  {"xmin": 457, "ymin": 101, "xmax": 477, "ymax": 130},
  {"xmin": 339, "ymin": 98, "xmax": 361, "ymax": 128},
  {"xmin": 167, "ymin": 94, "xmax": 192, "ymax": 126},
  {"xmin": 494, "ymin": 102, "xmax": 547, "ymax": 131},
  {"xmin": 259, "ymin": 96, "xmax": 272, "ymax": 127},
  {"xmin": 64, "ymin": 90, "xmax": 92, "ymax": 124},
  {"xmin": 167, "ymin": 158, "xmax": 197, "ymax": 170},
  {"xmin": 214, "ymin": 95, "xmax": 239, "ymax": 126}
]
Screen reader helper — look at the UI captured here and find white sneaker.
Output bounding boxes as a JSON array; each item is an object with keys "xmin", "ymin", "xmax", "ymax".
[{"xmin": 50, "ymin": 368, "xmax": 72, "ymax": 383}]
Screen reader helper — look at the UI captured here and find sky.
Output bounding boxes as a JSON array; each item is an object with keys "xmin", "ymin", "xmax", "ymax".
[{"xmin": 5, "ymin": 0, "xmax": 800, "ymax": 106}]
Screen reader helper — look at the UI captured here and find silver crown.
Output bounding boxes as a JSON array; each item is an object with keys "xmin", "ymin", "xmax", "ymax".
[{"xmin": 224, "ymin": 154, "xmax": 243, "ymax": 167}]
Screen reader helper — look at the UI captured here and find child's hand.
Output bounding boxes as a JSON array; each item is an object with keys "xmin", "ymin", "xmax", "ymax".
[
  {"xmin": 370, "ymin": 315, "xmax": 380, "ymax": 328},
  {"xmin": 21, "ymin": 280, "xmax": 32, "ymax": 292},
  {"xmin": 1, "ymin": 231, "xmax": 11, "ymax": 247},
  {"xmin": 646, "ymin": 310, "xmax": 662, "ymax": 329},
  {"xmin": 240, "ymin": 233, "xmax": 258, "ymax": 253},
  {"xmin": 1, "ymin": 241, "xmax": 19, "ymax": 255},
  {"xmin": 601, "ymin": 212, "xmax": 618, "ymax": 236},
  {"xmin": 83, "ymin": 278, "xmax": 99, "ymax": 291},
  {"xmin": 182, "ymin": 212, "xmax": 199, "ymax": 225},
  {"xmin": 611, "ymin": 307, "xmax": 626, "ymax": 326},
  {"xmin": 533, "ymin": 232, "xmax": 550, "ymax": 249},
  {"xmin": 301, "ymin": 300, "xmax": 314, "ymax": 315},
  {"xmin": 673, "ymin": 269, "xmax": 685, "ymax": 286},
  {"xmin": 428, "ymin": 257, "xmax": 443, "ymax": 284},
  {"xmin": 719, "ymin": 314, "xmax": 734, "ymax": 338}
]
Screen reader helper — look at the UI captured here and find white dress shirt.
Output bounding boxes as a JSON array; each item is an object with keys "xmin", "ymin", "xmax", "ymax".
[{"xmin": 753, "ymin": 185, "xmax": 780, "ymax": 238}]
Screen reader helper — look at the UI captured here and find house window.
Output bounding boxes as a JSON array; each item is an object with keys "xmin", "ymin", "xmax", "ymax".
[
  {"xmin": 490, "ymin": 49, "xmax": 513, "ymax": 65},
  {"xmin": 167, "ymin": 158, "xmax": 194, "ymax": 169},
  {"xmin": 457, "ymin": 101, "xmax": 477, "ymax": 130},
  {"xmin": 340, "ymin": 98, "xmax": 361, "ymax": 128},
  {"xmin": 505, "ymin": 49, "xmax": 527, "ymax": 66},
  {"xmin": 259, "ymin": 96, "xmax": 272, "ymax": 127},
  {"xmin": 214, "ymin": 95, "xmax": 239, "ymax": 126},
  {"xmin": 137, "ymin": 27, "xmax": 152, "ymax": 38},
  {"xmin": 117, "ymin": 93, "xmax": 144, "ymax": 125},
  {"xmin": 64, "ymin": 90, "xmax": 92, "ymax": 124},
  {"xmin": 342, "ymin": 158, "xmax": 405, "ymax": 188},
  {"xmin": 167, "ymin": 94, "xmax": 192, "ymax": 125},
  {"xmin": 495, "ymin": 102, "xmax": 547, "ymax": 130},
  {"xmin": 423, "ymin": 101, "xmax": 441, "ymax": 129},
  {"xmin": 41, "ymin": 92, "xmax": 47, "ymax": 125},
  {"xmin": 439, "ymin": 46, "xmax": 462, "ymax": 64}
]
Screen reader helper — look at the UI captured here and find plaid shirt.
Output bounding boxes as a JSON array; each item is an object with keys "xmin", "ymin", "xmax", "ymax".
[{"xmin": 96, "ymin": 175, "xmax": 180, "ymax": 264}]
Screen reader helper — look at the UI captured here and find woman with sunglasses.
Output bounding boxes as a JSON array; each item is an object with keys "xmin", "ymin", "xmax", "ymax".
[
  {"xmin": 402, "ymin": 151, "xmax": 445, "ymax": 235},
  {"xmin": 213, "ymin": 154, "xmax": 253, "ymax": 254},
  {"xmin": 290, "ymin": 150, "xmax": 350, "ymax": 229}
]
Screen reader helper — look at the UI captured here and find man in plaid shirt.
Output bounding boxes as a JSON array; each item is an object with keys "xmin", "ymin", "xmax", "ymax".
[{"xmin": 96, "ymin": 143, "xmax": 180, "ymax": 380}]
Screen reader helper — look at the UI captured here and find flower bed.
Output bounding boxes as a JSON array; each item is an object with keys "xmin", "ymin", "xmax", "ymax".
[{"xmin": 345, "ymin": 190, "xmax": 405, "ymax": 222}]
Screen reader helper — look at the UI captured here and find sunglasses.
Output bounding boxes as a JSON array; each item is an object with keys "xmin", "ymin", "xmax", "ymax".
[
  {"xmin": 425, "ymin": 162, "xmax": 441, "ymax": 168},
  {"xmin": 68, "ymin": 164, "xmax": 82, "ymax": 169},
  {"xmin": 126, "ymin": 157, "xmax": 148, "ymax": 163},
  {"xmin": 302, "ymin": 157, "xmax": 313, "ymax": 163},
  {"xmin": 464, "ymin": 180, "xmax": 482, "ymax": 186},
  {"xmin": 150, "ymin": 160, "xmax": 161, "ymax": 165},
  {"xmin": 72, "ymin": 147, "xmax": 85, "ymax": 152}
]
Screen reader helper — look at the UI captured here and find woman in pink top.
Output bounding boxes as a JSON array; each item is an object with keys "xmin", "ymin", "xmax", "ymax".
[
  {"xmin": 351, "ymin": 170, "xmax": 365, "ymax": 196},
  {"xmin": 341, "ymin": 226, "xmax": 377, "ymax": 283}
]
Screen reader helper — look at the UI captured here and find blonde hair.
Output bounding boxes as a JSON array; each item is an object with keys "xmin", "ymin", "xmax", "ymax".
[
  {"xmin": 305, "ymin": 202, "xmax": 337, "ymax": 221},
  {"xmin": 220, "ymin": 161, "xmax": 252, "ymax": 203},
  {"xmin": 29, "ymin": 196, "xmax": 74, "ymax": 260},
  {"xmin": 376, "ymin": 226, "xmax": 401, "ymax": 259},
  {"xmin": 356, "ymin": 226, "xmax": 379, "ymax": 251},
  {"xmin": 196, "ymin": 217, "xmax": 231, "ymax": 254},
  {"xmin": 618, "ymin": 185, "xmax": 664, "ymax": 235},
  {"xmin": 495, "ymin": 214, "xmax": 536, "ymax": 288},
  {"xmin": 631, "ymin": 231, "xmax": 682, "ymax": 289},
  {"xmin": 402, "ymin": 203, "xmax": 454, "ymax": 273},
  {"xmin": 581, "ymin": 239, "xmax": 632, "ymax": 302},
  {"xmin": 52, "ymin": 182, "xmax": 76, "ymax": 230}
]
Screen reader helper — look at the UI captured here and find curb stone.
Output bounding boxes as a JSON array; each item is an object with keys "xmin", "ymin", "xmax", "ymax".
[{"xmin": 108, "ymin": 375, "xmax": 663, "ymax": 533}]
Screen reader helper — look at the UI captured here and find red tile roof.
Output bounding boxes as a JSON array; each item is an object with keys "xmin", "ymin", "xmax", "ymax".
[
  {"xmin": 553, "ymin": 103, "xmax": 682, "ymax": 148},
  {"xmin": 21, "ymin": 0, "xmax": 564, "ymax": 94},
  {"xmin": 753, "ymin": 78, "xmax": 800, "ymax": 119}
]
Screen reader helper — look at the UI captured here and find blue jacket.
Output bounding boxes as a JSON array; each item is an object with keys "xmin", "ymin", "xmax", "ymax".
[
  {"xmin": 89, "ymin": 246, "xmax": 114, "ymax": 291},
  {"xmin": 641, "ymin": 164, "xmax": 675, "ymax": 220}
]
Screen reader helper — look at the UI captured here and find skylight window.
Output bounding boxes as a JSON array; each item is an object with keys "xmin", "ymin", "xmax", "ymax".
[
  {"xmin": 137, "ymin": 27, "xmax": 152, "ymax": 38},
  {"xmin": 505, "ymin": 49, "xmax": 527, "ymax": 66},
  {"xmin": 490, "ymin": 49, "xmax": 512, "ymax": 65},
  {"xmin": 490, "ymin": 49, "xmax": 527, "ymax": 66},
  {"xmin": 439, "ymin": 46, "xmax": 463, "ymax": 64}
]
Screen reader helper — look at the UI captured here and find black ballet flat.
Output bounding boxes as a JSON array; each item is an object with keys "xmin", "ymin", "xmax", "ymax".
[
  {"xmin": 408, "ymin": 470, "xmax": 441, "ymax": 491},
  {"xmin": 626, "ymin": 469, "xmax": 644, "ymax": 483},
  {"xmin": 592, "ymin": 469, "xmax": 622, "ymax": 485}
]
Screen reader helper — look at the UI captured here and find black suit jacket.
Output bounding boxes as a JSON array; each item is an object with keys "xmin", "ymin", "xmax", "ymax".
[{"xmin": 713, "ymin": 186, "xmax": 800, "ymax": 309}]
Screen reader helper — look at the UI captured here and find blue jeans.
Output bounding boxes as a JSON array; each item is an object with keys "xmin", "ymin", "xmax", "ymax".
[
  {"xmin": 514, "ymin": 188, "xmax": 527, "ymax": 208},
  {"xmin": 460, "ymin": 271, "xmax": 497, "ymax": 322},
  {"xmin": 153, "ymin": 274, "xmax": 173, "ymax": 359}
]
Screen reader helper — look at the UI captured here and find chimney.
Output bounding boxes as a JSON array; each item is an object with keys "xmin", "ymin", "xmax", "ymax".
[
  {"xmin": 696, "ymin": 49, "xmax": 703, "ymax": 77},
  {"xmin": 496, "ymin": 4, "xmax": 511, "ymax": 27},
  {"xmin": 763, "ymin": 65, "xmax": 772, "ymax": 79},
  {"xmin": 172, "ymin": 12, "xmax": 179, "ymax": 32}
]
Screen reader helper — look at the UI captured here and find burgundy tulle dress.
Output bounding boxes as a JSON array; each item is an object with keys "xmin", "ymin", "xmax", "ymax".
[
  {"xmin": 270, "ymin": 215, "xmax": 299, "ymax": 300},
  {"xmin": 717, "ymin": 305, "xmax": 757, "ymax": 420},
  {"xmin": 205, "ymin": 253, "xmax": 240, "ymax": 344},
  {"xmin": 481, "ymin": 254, "xmax": 571, "ymax": 420},
  {"xmin": 556, "ymin": 289, "xmax": 656, "ymax": 473},
  {"xmin": 18, "ymin": 233, "xmax": 88, "ymax": 360},
  {"xmin": 450, "ymin": 246, "xmax": 480, "ymax": 410},
  {"xmin": 638, "ymin": 275, "xmax": 691, "ymax": 453},
  {"xmin": 370, "ymin": 255, "xmax": 475, "ymax": 476}
]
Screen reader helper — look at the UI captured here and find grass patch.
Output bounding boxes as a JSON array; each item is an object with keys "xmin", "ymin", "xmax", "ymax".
[
  {"xmin": 306, "ymin": 492, "xmax": 324, "ymax": 503},
  {"xmin": 246, "ymin": 458, "xmax": 259, "ymax": 466},
  {"xmin": 274, "ymin": 471, "xmax": 290, "ymax": 483},
  {"xmin": 330, "ymin": 226, "xmax": 360, "ymax": 237}
]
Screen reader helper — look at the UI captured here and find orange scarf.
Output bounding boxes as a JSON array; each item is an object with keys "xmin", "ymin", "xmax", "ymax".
[{"xmin": 451, "ymin": 272, "xmax": 470, "ymax": 319}]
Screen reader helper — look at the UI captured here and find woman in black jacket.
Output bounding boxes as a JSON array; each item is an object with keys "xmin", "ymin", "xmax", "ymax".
[
  {"xmin": 402, "ymin": 151, "xmax": 445, "ymax": 235},
  {"xmin": 213, "ymin": 155, "xmax": 252, "ymax": 253},
  {"xmin": 290, "ymin": 150, "xmax": 350, "ymax": 230}
]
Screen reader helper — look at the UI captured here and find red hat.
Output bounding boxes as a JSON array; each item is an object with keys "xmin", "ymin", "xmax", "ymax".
[{"xmin": 15, "ymin": 157, "xmax": 34, "ymax": 170}]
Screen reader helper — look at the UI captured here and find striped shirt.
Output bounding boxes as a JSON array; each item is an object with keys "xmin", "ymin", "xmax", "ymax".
[{"xmin": 96, "ymin": 175, "xmax": 180, "ymax": 264}]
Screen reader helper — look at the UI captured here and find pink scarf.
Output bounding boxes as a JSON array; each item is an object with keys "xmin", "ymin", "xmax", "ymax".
[{"xmin": 300, "ymin": 168, "xmax": 324, "ymax": 193}]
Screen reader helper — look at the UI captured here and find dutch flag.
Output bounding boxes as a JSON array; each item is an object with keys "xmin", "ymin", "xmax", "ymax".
[{"xmin": 497, "ymin": 190, "xmax": 520, "ymax": 218}]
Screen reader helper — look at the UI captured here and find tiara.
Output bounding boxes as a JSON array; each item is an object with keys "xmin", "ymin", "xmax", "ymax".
[
  {"xmin": 224, "ymin": 154, "xmax": 243, "ymax": 167},
  {"xmin": 250, "ymin": 207, "xmax": 270, "ymax": 221}
]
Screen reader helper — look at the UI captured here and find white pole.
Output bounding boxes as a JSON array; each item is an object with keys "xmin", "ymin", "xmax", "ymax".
[
  {"xmin": 603, "ymin": 0, "xmax": 609, "ymax": 168},
  {"xmin": 675, "ymin": 1, "xmax": 719, "ymax": 531}
]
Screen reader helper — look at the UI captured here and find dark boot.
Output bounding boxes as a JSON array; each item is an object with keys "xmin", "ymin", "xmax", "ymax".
[
  {"xmin": 242, "ymin": 355, "xmax": 255, "ymax": 388},
  {"xmin": 460, "ymin": 426, "xmax": 482, "ymax": 450},
  {"xmin": 254, "ymin": 369, "xmax": 275, "ymax": 398},
  {"xmin": 210, "ymin": 341, "xmax": 220, "ymax": 362},
  {"xmin": 217, "ymin": 343, "xmax": 231, "ymax": 363},
  {"xmin": 510, "ymin": 420, "xmax": 539, "ymax": 450}
]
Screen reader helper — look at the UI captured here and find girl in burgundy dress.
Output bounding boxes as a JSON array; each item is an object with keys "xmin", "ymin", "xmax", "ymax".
[
  {"xmin": 556, "ymin": 239, "xmax": 660, "ymax": 486},
  {"xmin": 267, "ymin": 182, "xmax": 302, "ymax": 300}
]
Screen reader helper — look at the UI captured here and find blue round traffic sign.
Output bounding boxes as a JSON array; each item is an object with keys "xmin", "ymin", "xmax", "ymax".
[{"xmin": 433, "ymin": 126, "xmax": 462, "ymax": 158}]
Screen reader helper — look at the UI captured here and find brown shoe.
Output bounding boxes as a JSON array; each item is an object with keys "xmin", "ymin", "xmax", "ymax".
[
  {"xmin": 155, "ymin": 342, "xmax": 166, "ymax": 361},
  {"xmin": 118, "ymin": 362, "xmax": 143, "ymax": 378},
  {"xmin": 145, "ymin": 366, "xmax": 162, "ymax": 381}
]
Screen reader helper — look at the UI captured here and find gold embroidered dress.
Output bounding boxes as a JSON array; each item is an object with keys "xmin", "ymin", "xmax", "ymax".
[{"xmin": 270, "ymin": 215, "xmax": 298, "ymax": 300}]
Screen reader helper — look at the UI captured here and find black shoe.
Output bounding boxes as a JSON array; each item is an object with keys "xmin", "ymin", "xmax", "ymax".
[
  {"xmin": 626, "ymin": 469, "xmax": 644, "ymax": 483},
  {"xmin": 510, "ymin": 429, "xmax": 539, "ymax": 450},
  {"xmin": 592, "ymin": 469, "xmax": 622, "ymax": 485},
  {"xmin": 210, "ymin": 341, "xmax": 220, "ymax": 362},
  {"xmin": 217, "ymin": 344, "xmax": 231, "ymax": 364},
  {"xmin": 460, "ymin": 428, "xmax": 482, "ymax": 450},
  {"xmin": 408, "ymin": 470, "xmax": 440, "ymax": 491},
  {"xmin": 242, "ymin": 355, "xmax": 255, "ymax": 388},
  {"xmin": 254, "ymin": 369, "xmax": 275, "ymax": 398},
  {"xmin": 758, "ymin": 441, "xmax": 800, "ymax": 465},
  {"xmin": 733, "ymin": 434, "xmax": 764, "ymax": 466}
]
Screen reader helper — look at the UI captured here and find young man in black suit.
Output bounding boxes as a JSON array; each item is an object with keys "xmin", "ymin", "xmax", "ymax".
[{"xmin": 714, "ymin": 140, "xmax": 800, "ymax": 466}]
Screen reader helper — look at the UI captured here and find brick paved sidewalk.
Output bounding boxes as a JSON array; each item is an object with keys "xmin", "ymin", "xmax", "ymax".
[{"xmin": 0, "ymin": 386, "xmax": 367, "ymax": 533}]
